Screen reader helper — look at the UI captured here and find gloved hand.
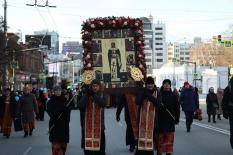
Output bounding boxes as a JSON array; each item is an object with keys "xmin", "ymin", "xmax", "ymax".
[
  {"xmin": 116, "ymin": 115, "xmax": 120, "ymax": 122},
  {"xmin": 223, "ymin": 111, "xmax": 229, "ymax": 119},
  {"xmin": 86, "ymin": 89, "xmax": 94, "ymax": 96}
]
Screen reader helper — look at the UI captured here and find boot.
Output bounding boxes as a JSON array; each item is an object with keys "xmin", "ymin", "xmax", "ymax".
[
  {"xmin": 217, "ymin": 114, "xmax": 221, "ymax": 120},
  {"xmin": 24, "ymin": 131, "xmax": 28, "ymax": 138},
  {"xmin": 213, "ymin": 115, "xmax": 216, "ymax": 123},
  {"xmin": 208, "ymin": 115, "xmax": 211, "ymax": 122},
  {"xmin": 129, "ymin": 144, "xmax": 135, "ymax": 152},
  {"xmin": 29, "ymin": 129, "xmax": 33, "ymax": 136}
]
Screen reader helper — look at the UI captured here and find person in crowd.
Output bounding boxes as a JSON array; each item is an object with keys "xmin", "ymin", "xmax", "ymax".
[
  {"xmin": 78, "ymin": 79, "xmax": 107, "ymax": 155},
  {"xmin": 77, "ymin": 83, "xmax": 89, "ymax": 152},
  {"xmin": 179, "ymin": 81, "xmax": 198, "ymax": 132},
  {"xmin": 155, "ymin": 79, "xmax": 180, "ymax": 155},
  {"xmin": 0, "ymin": 88, "xmax": 16, "ymax": 138},
  {"xmin": 36, "ymin": 89, "xmax": 47, "ymax": 121},
  {"xmin": 135, "ymin": 76, "xmax": 160, "ymax": 155},
  {"xmin": 47, "ymin": 86, "xmax": 72, "ymax": 155},
  {"xmin": 19, "ymin": 86, "xmax": 38, "ymax": 137},
  {"xmin": 206, "ymin": 87, "xmax": 219, "ymax": 123},
  {"xmin": 116, "ymin": 93, "xmax": 136, "ymax": 152},
  {"xmin": 217, "ymin": 88, "xmax": 223, "ymax": 120},
  {"xmin": 222, "ymin": 77, "xmax": 233, "ymax": 148}
]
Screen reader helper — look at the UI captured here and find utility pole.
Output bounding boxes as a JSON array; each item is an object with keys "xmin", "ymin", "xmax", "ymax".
[{"xmin": 2, "ymin": 0, "xmax": 8, "ymax": 89}]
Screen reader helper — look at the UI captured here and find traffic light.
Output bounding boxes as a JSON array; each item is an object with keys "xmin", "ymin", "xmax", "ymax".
[{"xmin": 217, "ymin": 35, "xmax": 222, "ymax": 43}]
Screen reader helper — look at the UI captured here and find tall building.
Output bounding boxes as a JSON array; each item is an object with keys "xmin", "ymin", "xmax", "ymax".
[
  {"xmin": 140, "ymin": 17, "xmax": 153, "ymax": 74},
  {"xmin": 25, "ymin": 31, "xmax": 59, "ymax": 54},
  {"xmin": 140, "ymin": 16, "xmax": 167, "ymax": 74},
  {"xmin": 167, "ymin": 42, "xmax": 180, "ymax": 62},
  {"xmin": 153, "ymin": 21, "xmax": 166, "ymax": 69},
  {"xmin": 167, "ymin": 42, "xmax": 191, "ymax": 63},
  {"xmin": 180, "ymin": 42, "xmax": 191, "ymax": 62},
  {"xmin": 61, "ymin": 41, "xmax": 83, "ymax": 84},
  {"xmin": 62, "ymin": 41, "xmax": 83, "ymax": 59}
]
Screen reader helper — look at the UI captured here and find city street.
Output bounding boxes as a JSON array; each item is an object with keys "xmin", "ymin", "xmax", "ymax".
[{"xmin": 0, "ymin": 102, "xmax": 232, "ymax": 155}]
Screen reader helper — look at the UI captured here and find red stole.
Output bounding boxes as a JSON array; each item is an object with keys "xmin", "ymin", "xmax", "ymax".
[
  {"xmin": 138, "ymin": 91, "xmax": 157, "ymax": 151},
  {"xmin": 85, "ymin": 96, "xmax": 102, "ymax": 151},
  {"xmin": 125, "ymin": 94, "xmax": 139, "ymax": 140}
]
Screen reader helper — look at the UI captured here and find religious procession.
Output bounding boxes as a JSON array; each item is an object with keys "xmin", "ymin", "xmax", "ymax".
[{"xmin": 1, "ymin": 16, "xmax": 233, "ymax": 155}]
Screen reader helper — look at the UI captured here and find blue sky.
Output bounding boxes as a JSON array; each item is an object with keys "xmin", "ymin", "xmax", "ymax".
[{"xmin": 1, "ymin": 0, "xmax": 233, "ymax": 44}]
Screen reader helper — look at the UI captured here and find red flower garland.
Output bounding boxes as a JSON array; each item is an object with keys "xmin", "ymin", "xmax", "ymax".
[{"xmin": 81, "ymin": 16, "xmax": 146, "ymax": 78}]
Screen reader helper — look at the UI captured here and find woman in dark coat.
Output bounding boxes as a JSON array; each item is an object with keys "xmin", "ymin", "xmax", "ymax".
[
  {"xmin": 47, "ymin": 86, "xmax": 72, "ymax": 155},
  {"xmin": 206, "ymin": 87, "xmax": 219, "ymax": 123},
  {"xmin": 19, "ymin": 87, "xmax": 38, "ymax": 137},
  {"xmin": 0, "ymin": 88, "xmax": 16, "ymax": 138},
  {"xmin": 156, "ymin": 79, "xmax": 180, "ymax": 155}
]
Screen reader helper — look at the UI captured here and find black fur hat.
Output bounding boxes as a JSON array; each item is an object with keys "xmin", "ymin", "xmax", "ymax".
[
  {"xmin": 145, "ymin": 76, "xmax": 154, "ymax": 85},
  {"xmin": 162, "ymin": 79, "xmax": 171, "ymax": 86}
]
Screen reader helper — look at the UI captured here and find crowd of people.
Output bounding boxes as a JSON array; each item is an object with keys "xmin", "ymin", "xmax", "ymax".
[{"xmin": 0, "ymin": 76, "xmax": 233, "ymax": 155}]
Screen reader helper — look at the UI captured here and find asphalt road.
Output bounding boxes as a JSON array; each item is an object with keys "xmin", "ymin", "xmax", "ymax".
[{"xmin": 0, "ymin": 106, "xmax": 232, "ymax": 155}]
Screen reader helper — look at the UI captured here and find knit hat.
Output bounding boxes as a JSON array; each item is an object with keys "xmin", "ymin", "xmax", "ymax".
[
  {"xmin": 184, "ymin": 81, "xmax": 190, "ymax": 86},
  {"xmin": 145, "ymin": 76, "xmax": 154, "ymax": 85},
  {"xmin": 163, "ymin": 79, "xmax": 171, "ymax": 86},
  {"xmin": 91, "ymin": 79, "xmax": 101, "ymax": 86}
]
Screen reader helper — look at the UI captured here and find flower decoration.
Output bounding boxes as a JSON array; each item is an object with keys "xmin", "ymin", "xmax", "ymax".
[{"xmin": 81, "ymin": 16, "xmax": 146, "ymax": 78}]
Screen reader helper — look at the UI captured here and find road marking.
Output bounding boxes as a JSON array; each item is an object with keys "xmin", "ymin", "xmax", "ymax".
[
  {"xmin": 180, "ymin": 119, "xmax": 230, "ymax": 135},
  {"xmin": 22, "ymin": 147, "xmax": 32, "ymax": 155}
]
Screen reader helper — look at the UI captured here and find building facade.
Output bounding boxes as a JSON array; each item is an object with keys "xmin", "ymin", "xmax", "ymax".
[
  {"xmin": 153, "ymin": 21, "xmax": 166, "ymax": 69},
  {"xmin": 140, "ymin": 16, "xmax": 167, "ymax": 74},
  {"xmin": 140, "ymin": 17, "xmax": 153, "ymax": 74},
  {"xmin": 25, "ymin": 30, "xmax": 59, "ymax": 54}
]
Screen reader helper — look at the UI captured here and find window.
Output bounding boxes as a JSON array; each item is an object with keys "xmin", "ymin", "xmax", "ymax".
[
  {"xmin": 155, "ymin": 38, "xmax": 162, "ymax": 40},
  {"xmin": 144, "ymin": 31, "xmax": 152, "ymax": 35},
  {"xmin": 156, "ymin": 43, "xmax": 163, "ymax": 45},
  {"xmin": 155, "ymin": 48, "xmax": 163, "ymax": 50},
  {"xmin": 143, "ymin": 23, "xmax": 152, "ymax": 29},
  {"xmin": 155, "ymin": 32, "xmax": 163, "ymax": 35},
  {"xmin": 156, "ymin": 59, "xmax": 163, "ymax": 62},
  {"xmin": 180, "ymin": 52, "xmax": 184, "ymax": 55},
  {"xmin": 146, "ymin": 59, "xmax": 151, "ymax": 62},
  {"xmin": 155, "ymin": 27, "xmax": 163, "ymax": 30},
  {"xmin": 156, "ymin": 53, "xmax": 163, "ymax": 56},
  {"xmin": 145, "ymin": 53, "xmax": 152, "ymax": 56}
]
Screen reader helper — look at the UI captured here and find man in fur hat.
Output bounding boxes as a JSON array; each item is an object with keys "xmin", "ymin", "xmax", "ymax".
[
  {"xmin": 79, "ymin": 79, "xmax": 107, "ymax": 155},
  {"xmin": 135, "ymin": 76, "xmax": 160, "ymax": 155}
]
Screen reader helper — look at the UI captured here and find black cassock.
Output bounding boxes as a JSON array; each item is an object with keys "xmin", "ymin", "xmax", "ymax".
[{"xmin": 116, "ymin": 94, "xmax": 135, "ymax": 147}]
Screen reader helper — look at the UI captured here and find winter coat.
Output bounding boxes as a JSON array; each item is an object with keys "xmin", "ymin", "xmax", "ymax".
[
  {"xmin": 179, "ymin": 87, "xmax": 198, "ymax": 112},
  {"xmin": 19, "ymin": 93, "xmax": 38, "ymax": 123},
  {"xmin": 222, "ymin": 85, "xmax": 233, "ymax": 113},
  {"xmin": 0, "ymin": 95, "xmax": 17, "ymax": 118},
  {"xmin": 156, "ymin": 88, "xmax": 180, "ymax": 132},
  {"xmin": 206, "ymin": 92, "xmax": 219, "ymax": 115},
  {"xmin": 47, "ymin": 95, "xmax": 71, "ymax": 143}
]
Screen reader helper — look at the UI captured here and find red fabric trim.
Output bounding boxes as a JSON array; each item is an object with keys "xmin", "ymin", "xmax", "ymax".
[
  {"xmin": 85, "ymin": 97, "xmax": 102, "ymax": 151},
  {"xmin": 138, "ymin": 100, "xmax": 155, "ymax": 151},
  {"xmin": 125, "ymin": 94, "xmax": 139, "ymax": 140}
]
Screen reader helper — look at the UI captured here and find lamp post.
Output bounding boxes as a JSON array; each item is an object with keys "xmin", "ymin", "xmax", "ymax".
[{"xmin": 28, "ymin": 35, "xmax": 48, "ymax": 88}]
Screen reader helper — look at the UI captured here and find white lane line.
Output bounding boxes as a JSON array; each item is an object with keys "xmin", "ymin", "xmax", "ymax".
[
  {"xmin": 180, "ymin": 119, "xmax": 230, "ymax": 135},
  {"xmin": 22, "ymin": 147, "xmax": 32, "ymax": 155}
]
